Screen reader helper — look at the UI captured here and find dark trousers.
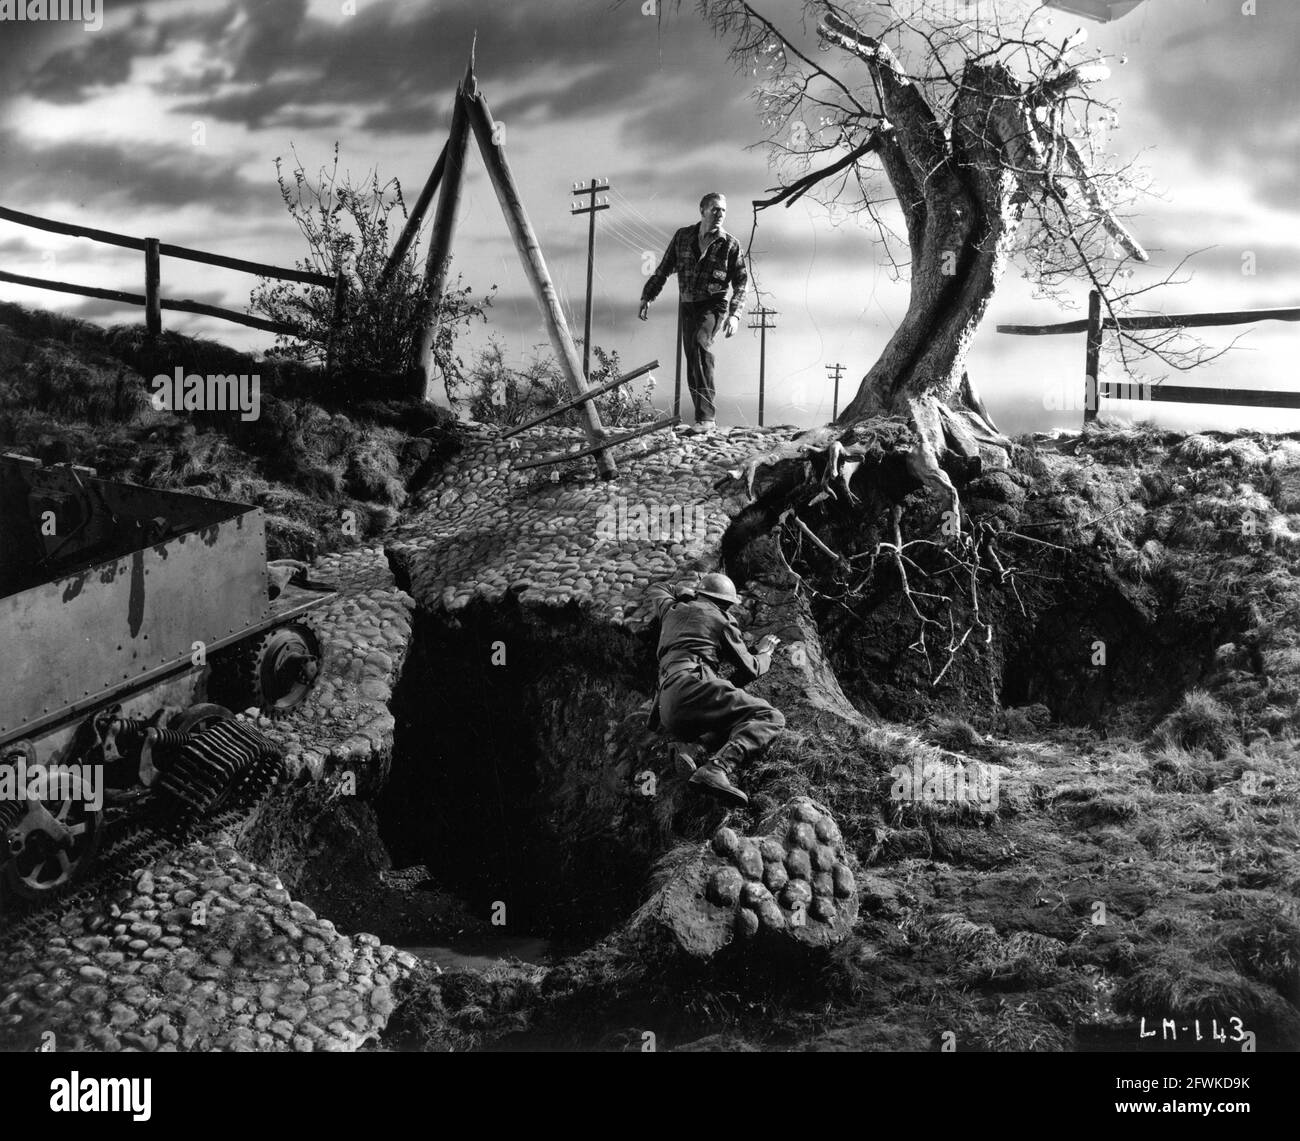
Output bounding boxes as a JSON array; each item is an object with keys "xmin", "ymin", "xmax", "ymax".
[
  {"xmin": 680, "ymin": 297, "xmax": 728, "ymax": 423},
  {"xmin": 656, "ymin": 664, "xmax": 784, "ymax": 768}
]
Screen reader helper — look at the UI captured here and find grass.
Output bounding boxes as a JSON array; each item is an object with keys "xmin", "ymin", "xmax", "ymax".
[
  {"xmin": 0, "ymin": 301, "xmax": 459, "ymax": 560},
  {"xmin": 1151, "ymin": 690, "xmax": 1238, "ymax": 759},
  {"xmin": 19, "ymin": 298, "xmax": 1299, "ymax": 1051}
]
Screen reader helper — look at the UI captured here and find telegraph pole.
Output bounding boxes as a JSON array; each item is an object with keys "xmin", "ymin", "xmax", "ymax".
[
  {"xmin": 825, "ymin": 362, "xmax": 844, "ymax": 421},
  {"xmin": 748, "ymin": 305, "xmax": 777, "ymax": 427},
  {"xmin": 570, "ymin": 177, "xmax": 610, "ymax": 378}
]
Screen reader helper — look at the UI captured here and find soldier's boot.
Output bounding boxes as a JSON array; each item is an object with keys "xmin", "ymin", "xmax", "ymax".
[
  {"xmin": 688, "ymin": 747, "xmax": 748, "ymax": 807},
  {"xmin": 670, "ymin": 741, "xmax": 705, "ymax": 776}
]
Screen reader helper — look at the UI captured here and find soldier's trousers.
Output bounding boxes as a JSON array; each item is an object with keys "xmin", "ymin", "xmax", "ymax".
[{"xmin": 656, "ymin": 664, "xmax": 784, "ymax": 767}]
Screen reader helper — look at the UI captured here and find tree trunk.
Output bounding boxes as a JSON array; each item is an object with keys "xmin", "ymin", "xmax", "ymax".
[{"xmin": 814, "ymin": 17, "xmax": 1050, "ymax": 523}]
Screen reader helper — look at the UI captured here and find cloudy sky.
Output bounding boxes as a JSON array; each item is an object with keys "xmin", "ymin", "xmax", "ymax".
[{"xmin": 1, "ymin": 0, "xmax": 1297, "ymax": 433}]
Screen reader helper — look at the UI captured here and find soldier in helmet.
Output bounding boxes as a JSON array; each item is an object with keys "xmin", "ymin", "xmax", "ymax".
[{"xmin": 644, "ymin": 572, "xmax": 785, "ymax": 806}]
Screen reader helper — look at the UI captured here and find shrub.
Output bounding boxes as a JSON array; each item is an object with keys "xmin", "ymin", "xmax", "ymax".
[
  {"xmin": 250, "ymin": 144, "xmax": 491, "ymax": 388},
  {"xmin": 457, "ymin": 338, "xmax": 656, "ymax": 430}
]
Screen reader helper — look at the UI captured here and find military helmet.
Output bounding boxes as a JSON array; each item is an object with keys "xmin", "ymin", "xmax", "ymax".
[{"xmin": 696, "ymin": 572, "xmax": 740, "ymax": 606}]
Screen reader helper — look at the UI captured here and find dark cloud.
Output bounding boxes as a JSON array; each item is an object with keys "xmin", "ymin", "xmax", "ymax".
[
  {"xmin": 1133, "ymin": 0, "xmax": 1300, "ymax": 214},
  {"xmin": 0, "ymin": 234, "xmax": 40, "ymax": 256},
  {"xmin": 19, "ymin": 2, "xmax": 221, "ymax": 102},
  {"xmin": 0, "ymin": 128, "xmax": 274, "ymax": 216},
  {"xmin": 173, "ymin": 79, "xmax": 342, "ymax": 131},
  {"xmin": 360, "ymin": 98, "xmax": 447, "ymax": 135},
  {"xmin": 5, "ymin": 0, "xmax": 696, "ymax": 138}
]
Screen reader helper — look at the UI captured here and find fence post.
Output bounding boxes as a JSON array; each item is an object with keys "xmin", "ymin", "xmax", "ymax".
[
  {"xmin": 325, "ymin": 273, "xmax": 348, "ymax": 377},
  {"xmin": 1084, "ymin": 288, "xmax": 1101, "ymax": 427},
  {"xmin": 144, "ymin": 238, "xmax": 161, "ymax": 338}
]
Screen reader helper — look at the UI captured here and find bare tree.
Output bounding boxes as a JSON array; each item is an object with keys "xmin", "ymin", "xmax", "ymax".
[{"xmin": 653, "ymin": 0, "xmax": 1216, "ymax": 527}]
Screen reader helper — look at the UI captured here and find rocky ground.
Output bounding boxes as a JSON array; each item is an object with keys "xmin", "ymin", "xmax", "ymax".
[
  {"xmin": 4, "ymin": 390, "xmax": 1299, "ymax": 1053},
  {"xmin": 0, "ymin": 547, "xmax": 422, "ymax": 1051}
]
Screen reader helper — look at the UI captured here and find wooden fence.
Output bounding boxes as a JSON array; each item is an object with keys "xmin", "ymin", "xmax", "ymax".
[
  {"xmin": 0, "ymin": 205, "xmax": 348, "ymax": 367},
  {"xmin": 997, "ymin": 288, "xmax": 1300, "ymax": 426}
]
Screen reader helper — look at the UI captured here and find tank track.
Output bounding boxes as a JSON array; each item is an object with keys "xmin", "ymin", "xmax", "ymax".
[
  {"xmin": 153, "ymin": 718, "xmax": 285, "ymax": 842},
  {"xmin": 0, "ymin": 803, "xmax": 251, "ymax": 954},
  {"xmin": 0, "ymin": 720, "xmax": 285, "ymax": 951}
]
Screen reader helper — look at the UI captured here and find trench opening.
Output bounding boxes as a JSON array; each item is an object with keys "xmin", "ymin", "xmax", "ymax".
[
  {"xmin": 375, "ymin": 597, "xmax": 662, "ymax": 954},
  {"xmin": 812, "ymin": 534, "xmax": 1248, "ymax": 735},
  {"xmin": 996, "ymin": 573, "xmax": 1245, "ymax": 733}
]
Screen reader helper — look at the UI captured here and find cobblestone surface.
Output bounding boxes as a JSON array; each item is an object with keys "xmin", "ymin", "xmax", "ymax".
[
  {"xmin": 0, "ymin": 841, "xmax": 419, "ymax": 1052},
  {"xmin": 252, "ymin": 546, "xmax": 414, "ymax": 784},
  {"xmin": 0, "ymin": 426, "xmax": 795, "ymax": 1051},
  {"xmin": 0, "ymin": 546, "xmax": 419, "ymax": 1053},
  {"xmin": 389, "ymin": 422, "xmax": 797, "ymax": 629}
]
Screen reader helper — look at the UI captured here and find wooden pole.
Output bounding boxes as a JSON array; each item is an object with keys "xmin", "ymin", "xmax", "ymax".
[
  {"xmin": 749, "ymin": 305, "xmax": 777, "ymax": 427},
  {"xmin": 515, "ymin": 415, "xmax": 678, "ymax": 471},
  {"xmin": 144, "ymin": 238, "xmax": 161, "ymax": 338},
  {"xmin": 411, "ymin": 68, "xmax": 473, "ymax": 399},
  {"xmin": 464, "ymin": 85, "xmax": 616, "ymax": 479},
  {"xmin": 380, "ymin": 141, "xmax": 447, "ymax": 288},
  {"xmin": 674, "ymin": 304, "xmax": 683, "ymax": 419},
  {"xmin": 583, "ymin": 181, "xmax": 597, "ymax": 377},
  {"xmin": 1084, "ymin": 288, "xmax": 1101, "ymax": 426},
  {"xmin": 826, "ymin": 362, "xmax": 842, "ymax": 421},
  {"xmin": 501, "ymin": 360, "xmax": 658, "ymax": 439}
]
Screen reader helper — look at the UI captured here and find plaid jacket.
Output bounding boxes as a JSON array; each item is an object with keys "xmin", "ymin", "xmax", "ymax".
[{"xmin": 641, "ymin": 225, "xmax": 749, "ymax": 318}]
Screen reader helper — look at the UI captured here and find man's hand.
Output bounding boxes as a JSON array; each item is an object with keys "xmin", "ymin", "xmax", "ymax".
[
  {"xmin": 723, "ymin": 314, "xmax": 739, "ymax": 338},
  {"xmin": 638, "ymin": 301, "xmax": 650, "ymax": 321},
  {"xmin": 756, "ymin": 634, "xmax": 781, "ymax": 655}
]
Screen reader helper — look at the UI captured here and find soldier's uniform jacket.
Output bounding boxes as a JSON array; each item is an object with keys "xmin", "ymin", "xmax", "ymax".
[
  {"xmin": 644, "ymin": 584, "xmax": 774, "ymax": 738},
  {"xmin": 645, "ymin": 583, "xmax": 764, "ymax": 689}
]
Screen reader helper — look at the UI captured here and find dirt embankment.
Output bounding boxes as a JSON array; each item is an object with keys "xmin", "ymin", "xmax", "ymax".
[
  {"xmin": 4, "ymin": 303, "xmax": 1297, "ymax": 1052},
  {"xmin": 363, "ymin": 420, "xmax": 1300, "ymax": 1052}
]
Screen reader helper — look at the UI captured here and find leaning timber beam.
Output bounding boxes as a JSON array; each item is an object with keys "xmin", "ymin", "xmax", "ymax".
[
  {"xmin": 379, "ymin": 140, "xmax": 447, "ymax": 287},
  {"xmin": 515, "ymin": 416, "xmax": 679, "ymax": 471},
  {"xmin": 500, "ymin": 360, "xmax": 658, "ymax": 439},
  {"xmin": 463, "ymin": 82, "xmax": 616, "ymax": 478},
  {"xmin": 410, "ymin": 62, "xmax": 474, "ymax": 398}
]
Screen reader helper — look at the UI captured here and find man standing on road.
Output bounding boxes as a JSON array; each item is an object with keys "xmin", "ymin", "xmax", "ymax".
[
  {"xmin": 638, "ymin": 193, "xmax": 748, "ymax": 436},
  {"xmin": 644, "ymin": 573, "xmax": 784, "ymax": 807}
]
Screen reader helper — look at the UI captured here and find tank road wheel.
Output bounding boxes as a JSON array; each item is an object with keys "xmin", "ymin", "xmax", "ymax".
[
  {"xmin": 2, "ymin": 766, "xmax": 104, "ymax": 901},
  {"xmin": 242, "ymin": 622, "xmax": 323, "ymax": 715}
]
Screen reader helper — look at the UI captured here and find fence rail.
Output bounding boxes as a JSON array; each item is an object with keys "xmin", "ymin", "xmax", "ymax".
[
  {"xmin": 0, "ymin": 205, "xmax": 346, "ymax": 354},
  {"xmin": 997, "ymin": 289, "xmax": 1300, "ymax": 425}
]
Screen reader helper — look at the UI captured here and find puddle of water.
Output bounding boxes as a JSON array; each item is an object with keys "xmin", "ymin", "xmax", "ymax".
[{"xmin": 401, "ymin": 935, "xmax": 552, "ymax": 974}]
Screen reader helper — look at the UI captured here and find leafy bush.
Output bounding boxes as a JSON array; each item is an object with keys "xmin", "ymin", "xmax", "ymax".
[
  {"xmin": 250, "ymin": 144, "xmax": 491, "ymax": 388},
  {"xmin": 457, "ymin": 338, "xmax": 656, "ymax": 430}
]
